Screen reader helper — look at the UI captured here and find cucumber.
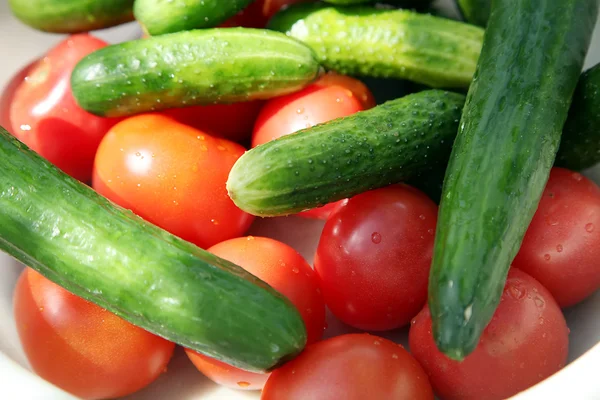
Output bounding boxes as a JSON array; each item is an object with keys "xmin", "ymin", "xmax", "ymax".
[
  {"xmin": 227, "ymin": 90, "xmax": 465, "ymax": 217},
  {"xmin": 0, "ymin": 126, "xmax": 306, "ymax": 372},
  {"xmin": 268, "ymin": 3, "xmax": 484, "ymax": 89},
  {"xmin": 71, "ymin": 28, "xmax": 322, "ymax": 118},
  {"xmin": 430, "ymin": 0, "xmax": 598, "ymax": 360},
  {"xmin": 455, "ymin": 0, "xmax": 490, "ymax": 27},
  {"xmin": 556, "ymin": 63, "xmax": 600, "ymax": 171},
  {"xmin": 8, "ymin": 0, "xmax": 134, "ymax": 33},
  {"xmin": 134, "ymin": 0, "xmax": 255, "ymax": 36}
]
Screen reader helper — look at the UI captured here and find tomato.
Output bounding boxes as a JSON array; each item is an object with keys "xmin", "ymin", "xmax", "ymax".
[
  {"xmin": 0, "ymin": 61, "xmax": 35, "ymax": 135},
  {"xmin": 186, "ymin": 236, "xmax": 326, "ymax": 391},
  {"xmin": 314, "ymin": 185, "xmax": 437, "ymax": 331},
  {"xmin": 222, "ymin": 0, "xmax": 311, "ymax": 28},
  {"xmin": 261, "ymin": 333, "xmax": 434, "ymax": 400},
  {"xmin": 162, "ymin": 101, "xmax": 264, "ymax": 143},
  {"xmin": 9, "ymin": 35, "xmax": 120, "ymax": 183},
  {"xmin": 92, "ymin": 114, "xmax": 254, "ymax": 249},
  {"xmin": 512, "ymin": 167, "xmax": 600, "ymax": 307},
  {"xmin": 14, "ymin": 268, "xmax": 174, "ymax": 400},
  {"xmin": 409, "ymin": 268, "xmax": 569, "ymax": 400},
  {"xmin": 252, "ymin": 73, "xmax": 374, "ymax": 219}
]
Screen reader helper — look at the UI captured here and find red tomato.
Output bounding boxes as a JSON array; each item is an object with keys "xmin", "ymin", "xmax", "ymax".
[
  {"xmin": 261, "ymin": 333, "xmax": 434, "ymax": 400},
  {"xmin": 186, "ymin": 236, "xmax": 326, "ymax": 391},
  {"xmin": 0, "ymin": 61, "xmax": 35, "ymax": 135},
  {"xmin": 409, "ymin": 269, "xmax": 569, "ymax": 400},
  {"xmin": 513, "ymin": 167, "xmax": 600, "ymax": 307},
  {"xmin": 162, "ymin": 101, "xmax": 264, "ymax": 142},
  {"xmin": 222, "ymin": 0, "xmax": 311, "ymax": 28},
  {"xmin": 10, "ymin": 35, "xmax": 120, "ymax": 182},
  {"xmin": 92, "ymin": 114, "xmax": 254, "ymax": 249},
  {"xmin": 314, "ymin": 185, "xmax": 437, "ymax": 330},
  {"xmin": 252, "ymin": 74, "xmax": 373, "ymax": 219},
  {"xmin": 14, "ymin": 268, "xmax": 175, "ymax": 400}
]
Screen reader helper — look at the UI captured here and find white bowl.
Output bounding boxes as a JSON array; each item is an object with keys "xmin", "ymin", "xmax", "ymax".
[{"xmin": 0, "ymin": 1, "xmax": 599, "ymax": 399}]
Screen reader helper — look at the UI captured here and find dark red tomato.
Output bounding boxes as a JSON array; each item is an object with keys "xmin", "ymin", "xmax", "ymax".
[
  {"xmin": 314, "ymin": 185, "xmax": 437, "ymax": 331},
  {"xmin": 252, "ymin": 74, "xmax": 374, "ymax": 219},
  {"xmin": 14, "ymin": 268, "xmax": 175, "ymax": 400},
  {"xmin": 221, "ymin": 0, "xmax": 311, "ymax": 28},
  {"xmin": 409, "ymin": 269, "xmax": 569, "ymax": 400},
  {"xmin": 161, "ymin": 101, "xmax": 264, "ymax": 143},
  {"xmin": 10, "ymin": 34, "xmax": 120, "ymax": 182},
  {"xmin": 0, "ymin": 61, "xmax": 35, "ymax": 135},
  {"xmin": 513, "ymin": 167, "xmax": 600, "ymax": 307},
  {"xmin": 261, "ymin": 333, "xmax": 434, "ymax": 400},
  {"xmin": 186, "ymin": 236, "xmax": 326, "ymax": 391},
  {"xmin": 92, "ymin": 114, "xmax": 254, "ymax": 249}
]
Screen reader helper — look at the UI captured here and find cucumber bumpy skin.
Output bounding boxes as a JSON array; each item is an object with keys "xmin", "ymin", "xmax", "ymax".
[
  {"xmin": 134, "ymin": 0, "xmax": 255, "ymax": 36},
  {"xmin": 268, "ymin": 3, "xmax": 484, "ymax": 89},
  {"xmin": 8, "ymin": 0, "xmax": 134, "ymax": 33},
  {"xmin": 71, "ymin": 28, "xmax": 322, "ymax": 118},
  {"xmin": 0, "ymin": 126, "xmax": 306, "ymax": 372},
  {"xmin": 430, "ymin": 0, "xmax": 598, "ymax": 360},
  {"xmin": 227, "ymin": 90, "xmax": 465, "ymax": 217}
]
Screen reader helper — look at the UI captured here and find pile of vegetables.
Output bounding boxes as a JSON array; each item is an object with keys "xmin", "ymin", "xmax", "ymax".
[{"xmin": 2, "ymin": 0, "xmax": 600, "ymax": 399}]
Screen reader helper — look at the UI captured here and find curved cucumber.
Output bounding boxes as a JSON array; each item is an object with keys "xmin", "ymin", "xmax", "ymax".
[
  {"xmin": 455, "ymin": 0, "xmax": 490, "ymax": 27},
  {"xmin": 556, "ymin": 63, "xmax": 600, "ymax": 171},
  {"xmin": 268, "ymin": 3, "xmax": 483, "ymax": 89},
  {"xmin": 430, "ymin": 0, "xmax": 598, "ymax": 360},
  {"xmin": 8, "ymin": 0, "xmax": 134, "ymax": 33},
  {"xmin": 71, "ymin": 28, "xmax": 322, "ymax": 118},
  {"xmin": 227, "ymin": 90, "xmax": 465, "ymax": 217},
  {"xmin": 0, "ymin": 126, "xmax": 305, "ymax": 372},
  {"xmin": 134, "ymin": 0, "xmax": 255, "ymax": 36}
]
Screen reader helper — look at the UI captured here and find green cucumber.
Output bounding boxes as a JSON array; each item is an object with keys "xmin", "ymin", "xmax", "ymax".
[
  {"xmin": 455, "ymin": 0, "xmax": 490, "ymax": 27},
  {"xmin": 8, "ymin": 0, "xmax": 134, "ymax": 33},
  {"xmin": 227, "ymin": 90, "xmax": 465, "ymax": 217},
  {"xmin": 71, "ymin": 28, "xmax": 322, "ymax": 118},
  {"xmin": 0, "ymin": 126, "xmax": 305, "ymax": 372},
  {"xmin": 268, "ymin": 3, "xmax": 484, "ymax": 89},
  {"xmin": 430, "ymin": 0, "xmax": 598, "ymax": 360},
  {"xmin": 134, "ymin": 0, "xmax": 255, "ymax": 36},
  {"xmin": 556, "ymin": 63, "xmax": 600, "ymax": 171}
]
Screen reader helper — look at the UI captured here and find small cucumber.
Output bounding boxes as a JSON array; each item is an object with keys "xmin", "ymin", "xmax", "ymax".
[
  {"xmin": 455, "ymin": 0, "xmax": 490, "ymax": 27},
  {"xmin": 134, "ymin": 0, "xmax": 255, "ymax": 36},
  {"xmin": 71, "ymin": 28, "xmax": 322, "ymax": 118},
  {"xmin": 430, "ymin": 0, "xmax": 598, "ymax": 360},
  {"xmin": 268, "ymin": 3, "xmax": 483, "ymax": 89},
  {"xmin": 227, "ymin": 90, "xmax": 465, "ymax": 217},
  {"xmin": 556, "ymin": 63, "xmax": 600, "ymax": 171},
  {"xmin": 0, "ymin": 126, "xmax": 306, "ymax": 372},
  {"xmin": 8, "ymin": 0, "xmax": 134, "ymax": 33}
]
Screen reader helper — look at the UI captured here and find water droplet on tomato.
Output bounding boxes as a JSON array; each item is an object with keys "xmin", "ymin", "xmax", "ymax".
[
  {"xmin": 392, "ymin": 354, "xmax": 399, "ymax": 359},
  {"xmin": 292, "ymin": 267, "xmax": 299, "ymax": 274},
  {"xmin": 373, "ymin": 340, "xmax": 381, "ymax": 346},
  {"xmin": 428, "ymin": 228, "xmax": 434, "ymax": 235},
  {"xmin": 508, "ymin": 284, "xmax": 526, "ymax": 300},
  {"xmin": 534, "ymin": 296, "xmax": 545, "ymax": 309},
  {"xmin": 572, "ymin": 172, "xmax": 583, "ymax": 181},
  {"xmin": 586, "ymin": 223, "xmax": 595, "ymax": 233},
  {"xmin": 211, "ymin": 219, "xmax": 219, "ymax": 225},
  {"xmin": 296, "ymin": 107, "xmax": 304, "ymax": 114},
  {"xmin": 546, "ymin": 215, "xmax": 559, "ymax": 226},
  {"xmin": 419, "ymin": 214, "xmax": 426, "ymax": 220},
  {"xmin": 351, "ymin": 270, "xmax": 356, "ymax": 277},
  {"xmin": 247, "ymin": 236, "xmax": 254, "ymax": 240},
  {"xmin": 38, "ymin": 307, "xmax": 44, "ymax": 312},
  {"xmin": 306, "ymin": 308, "xmax": 312, "ymax": 315},
  {"xmin": 544, "ymin": 254, "xmax": 551, "ymax": 261},
  {"xmin": 217, "ymin": 145, "xmax": 226, "ymax": 151},
  {"xmin": 539, "ymin": 317, "xmax": 545, "ymax": 325},
  {"xmin": 371, "ymin": 232, "xmax": 382, "ymax": 244},
  {"xmin": 556, "ymin": 244, "xmax": 563, "ymax": 253},
  {"xmin": 237, "ymin": 382, "xmax": 250, "ymax": 388}
]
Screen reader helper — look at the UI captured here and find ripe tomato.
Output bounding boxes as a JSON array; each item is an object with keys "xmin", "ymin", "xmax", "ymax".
[
  {"xmin": 409, "ymin": 269, "xmax": 569, "ymax": 400},
  {"xmin": 0, "ymin": 61, "xmax": 35, "ymax": 135},
  {"xmin": 186, "ymin": 236, "xmax": 326, "ymax": 391},
  {"xmin": 92, "ymin": 114, "xmax": 254, "ymax": 249},
  {"xmin": 222, "ymin": 0, "xmax": 311, "ymax": 28},
  {"xmin": 14, "ymin": 268, "xmax": 175, "ymax": 400},
  {"xmin": 162, "ymin": 101, "xmax": 264, "ymax": 143},
  {"xmin": 261, "ymin": 333, "xmax": 434, "ymax": 400},
  {"xmin": 513, "ymin": 167, "xmax": 600, "ymax": 307},
  {"xmin": 252, "ymin": 73, "xmax": 374, "ymax": 219},
  {"xmin": 314, "ymin": 185, "xmax": 437, "ymax": 331},
  {"xmin": 9, "ymin": 34, "xmax": 120, "ymax": 182}
]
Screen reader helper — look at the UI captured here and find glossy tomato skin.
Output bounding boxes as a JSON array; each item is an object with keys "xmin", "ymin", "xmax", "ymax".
[
  {"xmin": 92, "ymin": 114, "xmax": 254, "ymax": 249},
  {"xmin": 252, "ymin": 74, "xmax": 373, "ymax": 219},
  {"xmin": 513, "ymin": 167, "xmax": 600, "ymax": 307},
  {"xmin": 261, "ymin": 333, "xmax": 434, "ymax": 400},
  {"xmin": 0, "ymin": 61, "xmax": 35, "ymax": 135},
  {"xmin": 186, "ymin": 236, "xmax": 326, "ymax": 391},
  {"xmin": 314, "ymin": 185, "xmax": 437, "ymax": 330},
  {"xmin": 409, "ymin": 269, "xmax": 569, "ymax": 400},
  {"xmin": 14, "ymin": 268, "xmax": 175, "ymax": 400},
  {"xmin": 222, "ymin": 0, "xmax": 311, "ymax": 28},
  {"xmin": 162, "ymin": 101, "xmax": 263, "ymax": 142},
  {"xmin": 10, "ymin": 35, "xmax": 120, "ymax": 182}
]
